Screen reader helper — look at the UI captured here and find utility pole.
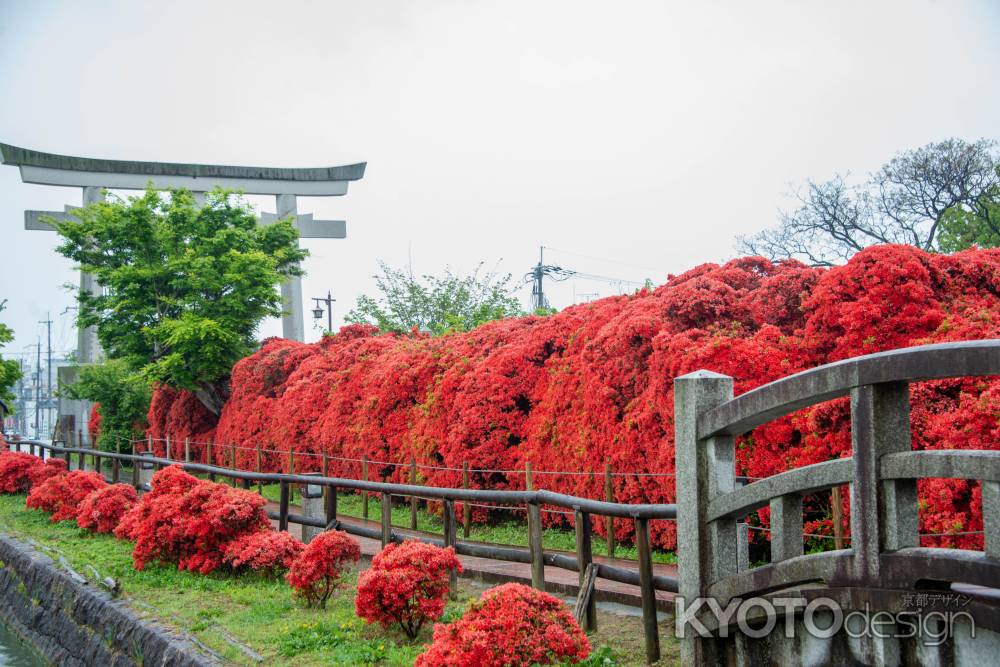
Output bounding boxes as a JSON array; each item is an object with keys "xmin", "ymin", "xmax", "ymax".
[
  {"xmin": 311, "ymin": 291, "xmax": 336, "ymax": 335},
  {"xmin": 531, "ymin": 247, "xmax": 547, "ymax": 311},
  {"xmin": 40, "ymin": 314, "xmax": 52, "ymax": 436},
  {"xmin": 16, "ymin": 358, "xmax": 26, "ymax": 435},
  {"xmin": 34, "ymin": 338, "xmax": 41, "ymax": 439}
]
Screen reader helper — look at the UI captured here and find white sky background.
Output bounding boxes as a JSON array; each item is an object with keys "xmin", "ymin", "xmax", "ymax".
[{"xmin": 0, "ymin": 0, "xmax": 998, "ymax": 357}]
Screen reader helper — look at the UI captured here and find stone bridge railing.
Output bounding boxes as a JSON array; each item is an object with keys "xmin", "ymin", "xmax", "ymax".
[{"xmin": 674, "ymin": 339, "xmax": 1000, "ymax": 665}]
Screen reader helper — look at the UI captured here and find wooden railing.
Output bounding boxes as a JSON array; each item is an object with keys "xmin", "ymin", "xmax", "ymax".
[
  {"xmin": 16, "ymin": 438, "xmax": 677, "ymax": 663},
  {"xmin": 674, "ymin": 339, "xmax": 1000, "ymax": 665}
]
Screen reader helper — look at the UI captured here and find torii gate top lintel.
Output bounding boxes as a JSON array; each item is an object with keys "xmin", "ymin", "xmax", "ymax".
[
  {"xmin": 2, "ymin": 141, "xmax": 366, "ymax": 348},
  {"xmin": 0, "ymin": 143, "xmax": 366, "ymax": 196}
]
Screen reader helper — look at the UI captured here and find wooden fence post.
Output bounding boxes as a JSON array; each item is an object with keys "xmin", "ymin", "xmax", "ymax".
[
  {"xmin": 288, "ymin": 448, "xmax": 295, "ymax": 503},
  {"xmin": 831, "ymin": 486, "xmax": 845, "ymax": 550},
  {"xmin": 165, "ymin": 435, "xmax": 171, "ymax": 461},
  {"xmin": 462, "ymin": 462, "xmax": 472, "ymax": 539},
  {"xmin": 362, "ymin": 455, "xmax": 370, "ymax": 521},
  {"xmin": 635, "ymin": 517, "xmax": 660, "ymax": 664},
  {"xmin": 410, "ymin": 457, "xmax": 418, "ymax": 530},
  {"xmin": 322, "ymin": 452, "xmax": 337, "ymax": 526},
  {"xmin": 526, "ymin": 461, "xmax": 545, "ymax": 591},
  {"xmin": 278, "ymin": 481, "xmax": 290, "ymax": 531},
  {"xmin": 112, "ymin": 440, "xmax": 121, "ymax": 483},
  {"xmin": 574, "ymin": 509, "xmax": 597, "ymax": 631},
  {"xmin": 207, "ymin": 442, "xmax": 216, "ymax": 481},
  {"xmin": 443, "ymin": 499, "xmax": 458, "ymax": 599},
  {"xmin": 381, "ymin": 493, "xmax": 392, "ymax": 548},
  {"xmin": 256, "ymin": 442, "xmax": 263, "ymax": 494},
  {"xmin": 131, "ymin": 452, "xmax": 140, "ymax": 490},
  {"xmin": 184, "ymin": 437, "xmax": 190, "ymax": 463},
  {"xmin": 230, "ymin": 443, "xmax": 237, "ymax": 486},
  {"xmin": 604, "ymin": 463, "xmax": 615, "ymax": 558}
]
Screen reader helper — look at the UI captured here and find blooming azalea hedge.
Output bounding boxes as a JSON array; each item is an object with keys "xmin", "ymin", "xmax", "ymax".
[
  {"xmin": 224, "ymin": 529, "xmax": 305, "ymax": 575},
  {"xmin": 76, "ymin": 483, "xmax": 138, "ymax": 534},
  {"xmin": 26, "ymin": 469, "xmax": 108, "ymax": 522},
  {"xmin": 356, "ymin": 541, "xmax": 463, "ymax": 638},
  {"xmin": 114, "ymin": 465, "xmax": 270, "ymax": 573},
  {"xmin": 415, "ymin": 583, "xmax": 591, "ymax": 667},
  {"xmin": 286, "ymin": 529, "xmax": 361, "ymax": 608},
  {"xmin": 146, "ymin": 245, "xmax": 1000, "ymax": 550}
]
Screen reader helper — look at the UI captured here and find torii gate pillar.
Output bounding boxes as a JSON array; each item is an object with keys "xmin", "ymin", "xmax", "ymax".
[
  {"xmin": 276, "ymin": 194, "xmax": 305, "ymax": 342},
  {"xmin": 78, "ymin": 186, "xmax": 103, "ymax": 363}
]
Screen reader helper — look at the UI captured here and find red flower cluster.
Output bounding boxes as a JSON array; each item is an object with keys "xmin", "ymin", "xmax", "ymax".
[
  {"xmin": 147, "ymin": 246, "xmax": 1000, "ymax": 549},
  {"xmin": 26, "ymin": 470, "xmax": 108, "ymax": 522},
  {"xmin": 27, "ymin": 458, "xmax": 68, "ymax": 487},
  {"xmin": 89, "ymin": 403, "xmax": 102, "ymax": 445},
  {"xmin": 0, "ymin": 451, "xmax": 47, "ymax": 494},
  {"xmin": 356, "ymin": 541, "xmax": 463, "ymax": 638},
  {"xmin": 114, "ymin": 465, "xmax": 269, "ymax": 573},
  {"xmin": 415, "ymin": 583, "xmax": 591, "ymax": 667},
  {"xmin": 223, "ymin": 530, "xmax": 305, "ymax": 575},
  {"xmin": 285, "ymin": 529, "xmax": 361, "ymax": 608},
  {"xmin": 75, "ymin": 483, "xmax": 138, "ymax": 534}
]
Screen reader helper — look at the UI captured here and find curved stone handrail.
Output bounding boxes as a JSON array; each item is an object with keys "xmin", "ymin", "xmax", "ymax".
[
  {"xmin": 881, "ymin": 450, "xmax": 1000, "ymax": 483},
  {"xmin": 706, "ymin": 458, "xmax": 852, "ymax": 522},
  {"xmin": 698, "ymin": 340, "xmax": 1000, "ymax": 439}
]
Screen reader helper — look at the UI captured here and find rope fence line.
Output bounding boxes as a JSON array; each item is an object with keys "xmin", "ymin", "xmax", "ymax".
[{"xmin": 131, "ymin": 436, "xmax": 683, "ymax": 478}]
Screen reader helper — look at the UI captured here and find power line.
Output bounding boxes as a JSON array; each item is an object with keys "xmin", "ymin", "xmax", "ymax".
[{"xmin": 541, "ymin": 245, "xmax": 661, "ymax": 275}]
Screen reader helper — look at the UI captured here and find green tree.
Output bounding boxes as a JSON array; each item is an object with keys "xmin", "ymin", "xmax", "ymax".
[
  {"xmin": 53, "ymin": 187, "xmax": 307, "ymax": 414},
  {"xmin": 346, "ymin": 261, "xmax": 524, "ymax": 335},
  {"xmin": 62, "ymin": 360, "xmax": 150, "ymax": 452},
  {"xmin": 937, "ymin": 167, "xmax": 1000, "ymax": 251},
  {"xmin": 0, "ymin": 299, "xmax": 21, "ymax": 410}
]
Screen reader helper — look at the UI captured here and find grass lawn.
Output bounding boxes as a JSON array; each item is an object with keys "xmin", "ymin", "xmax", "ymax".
[
  {"xmin": 256, "ymin": 482, "xmax": 678, "ymax": 566},
  {"xmin": 0, "ymin": 493, "xmax": 679, "ymax": 666}
]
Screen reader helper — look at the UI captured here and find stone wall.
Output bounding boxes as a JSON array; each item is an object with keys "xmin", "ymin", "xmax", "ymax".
[{"xmin": 0, "ymin": 535, "xmax": 214, "ymax": 667}]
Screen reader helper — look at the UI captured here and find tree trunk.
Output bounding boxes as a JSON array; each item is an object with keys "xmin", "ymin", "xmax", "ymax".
[{"xmin": 193, "ymin": 380, "xmax": 228, "ymax": 416}]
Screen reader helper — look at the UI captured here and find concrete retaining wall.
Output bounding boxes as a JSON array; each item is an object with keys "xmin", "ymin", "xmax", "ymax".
[{"xmin": 0, "ymin": 535, "xmax": 214, "ymax": 667}]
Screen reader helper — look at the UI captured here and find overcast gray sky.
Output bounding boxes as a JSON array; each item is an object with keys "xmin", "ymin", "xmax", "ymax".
[{"xmin": 1, "ymin": 0, "xmax": 998, "ymax": 357}]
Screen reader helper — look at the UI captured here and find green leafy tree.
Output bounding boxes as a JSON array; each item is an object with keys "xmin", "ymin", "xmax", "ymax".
[
  {"xmin": 53, "ymin": 187, "xmax": 307, "ymax": 414},
  {"xmin": 0, "ymin": 299, "xmax": 21, "ymax": 411},
  {"xmin": 62, "ymin": 360, "xmax": 150, "ymax": 451},
  {"xmin": 937, "ymin": 167, "xmax": 1000, "ymax": 251},
  {"xmin": 347, "ymin": 261, "xmax": 524, "ymax": 335}
]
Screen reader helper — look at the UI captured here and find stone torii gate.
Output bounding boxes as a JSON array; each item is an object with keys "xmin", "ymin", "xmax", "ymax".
[{"xmin": 1, "ymin": 143, "xmax": 366, "ymax": 362}]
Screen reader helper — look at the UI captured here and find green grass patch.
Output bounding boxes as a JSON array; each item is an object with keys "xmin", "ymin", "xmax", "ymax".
[{"xmin": 0, "ymin": 493, "xmax": 673, "ymax": 666}]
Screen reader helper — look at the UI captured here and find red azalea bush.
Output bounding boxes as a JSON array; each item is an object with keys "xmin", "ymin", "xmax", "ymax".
[
  {"xmin": 115, "ymin": 465, "xmax": 269, "ymax": 573},
  {"xmin": 147, "ymin": 245, "xmax": 1000, "ymax": 549},
  {"xmin": 223, "ymin": 530, "xmax": 305, "ymax": 575},
  {"xmin": 415, "ymin": 583, "xmax": 591, "ymax": 667},
  {"xmin": 75, "ymin": 483, "xmax": 138, "ymax": 534},
  {"xmin": 26, "ymin": 470, "xmax": 108, "ymax": 522},
  {"xmin": 89, "ymin": 403, "xmax": 102, "ymax": 445},
  {"xmin": 27, "ymin": 458, "xmax": 68, "ymax": 487},
  {"xmin": 286, "ymin": 530, "xmax": 361, "ymax": 608},
  {"xmin": 355, "ymin": 541, "xmax": 463, "ymax": 638},
  {"xmin": 0, "ymin": 451, "xmax": 46, "ymax": 494}
]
